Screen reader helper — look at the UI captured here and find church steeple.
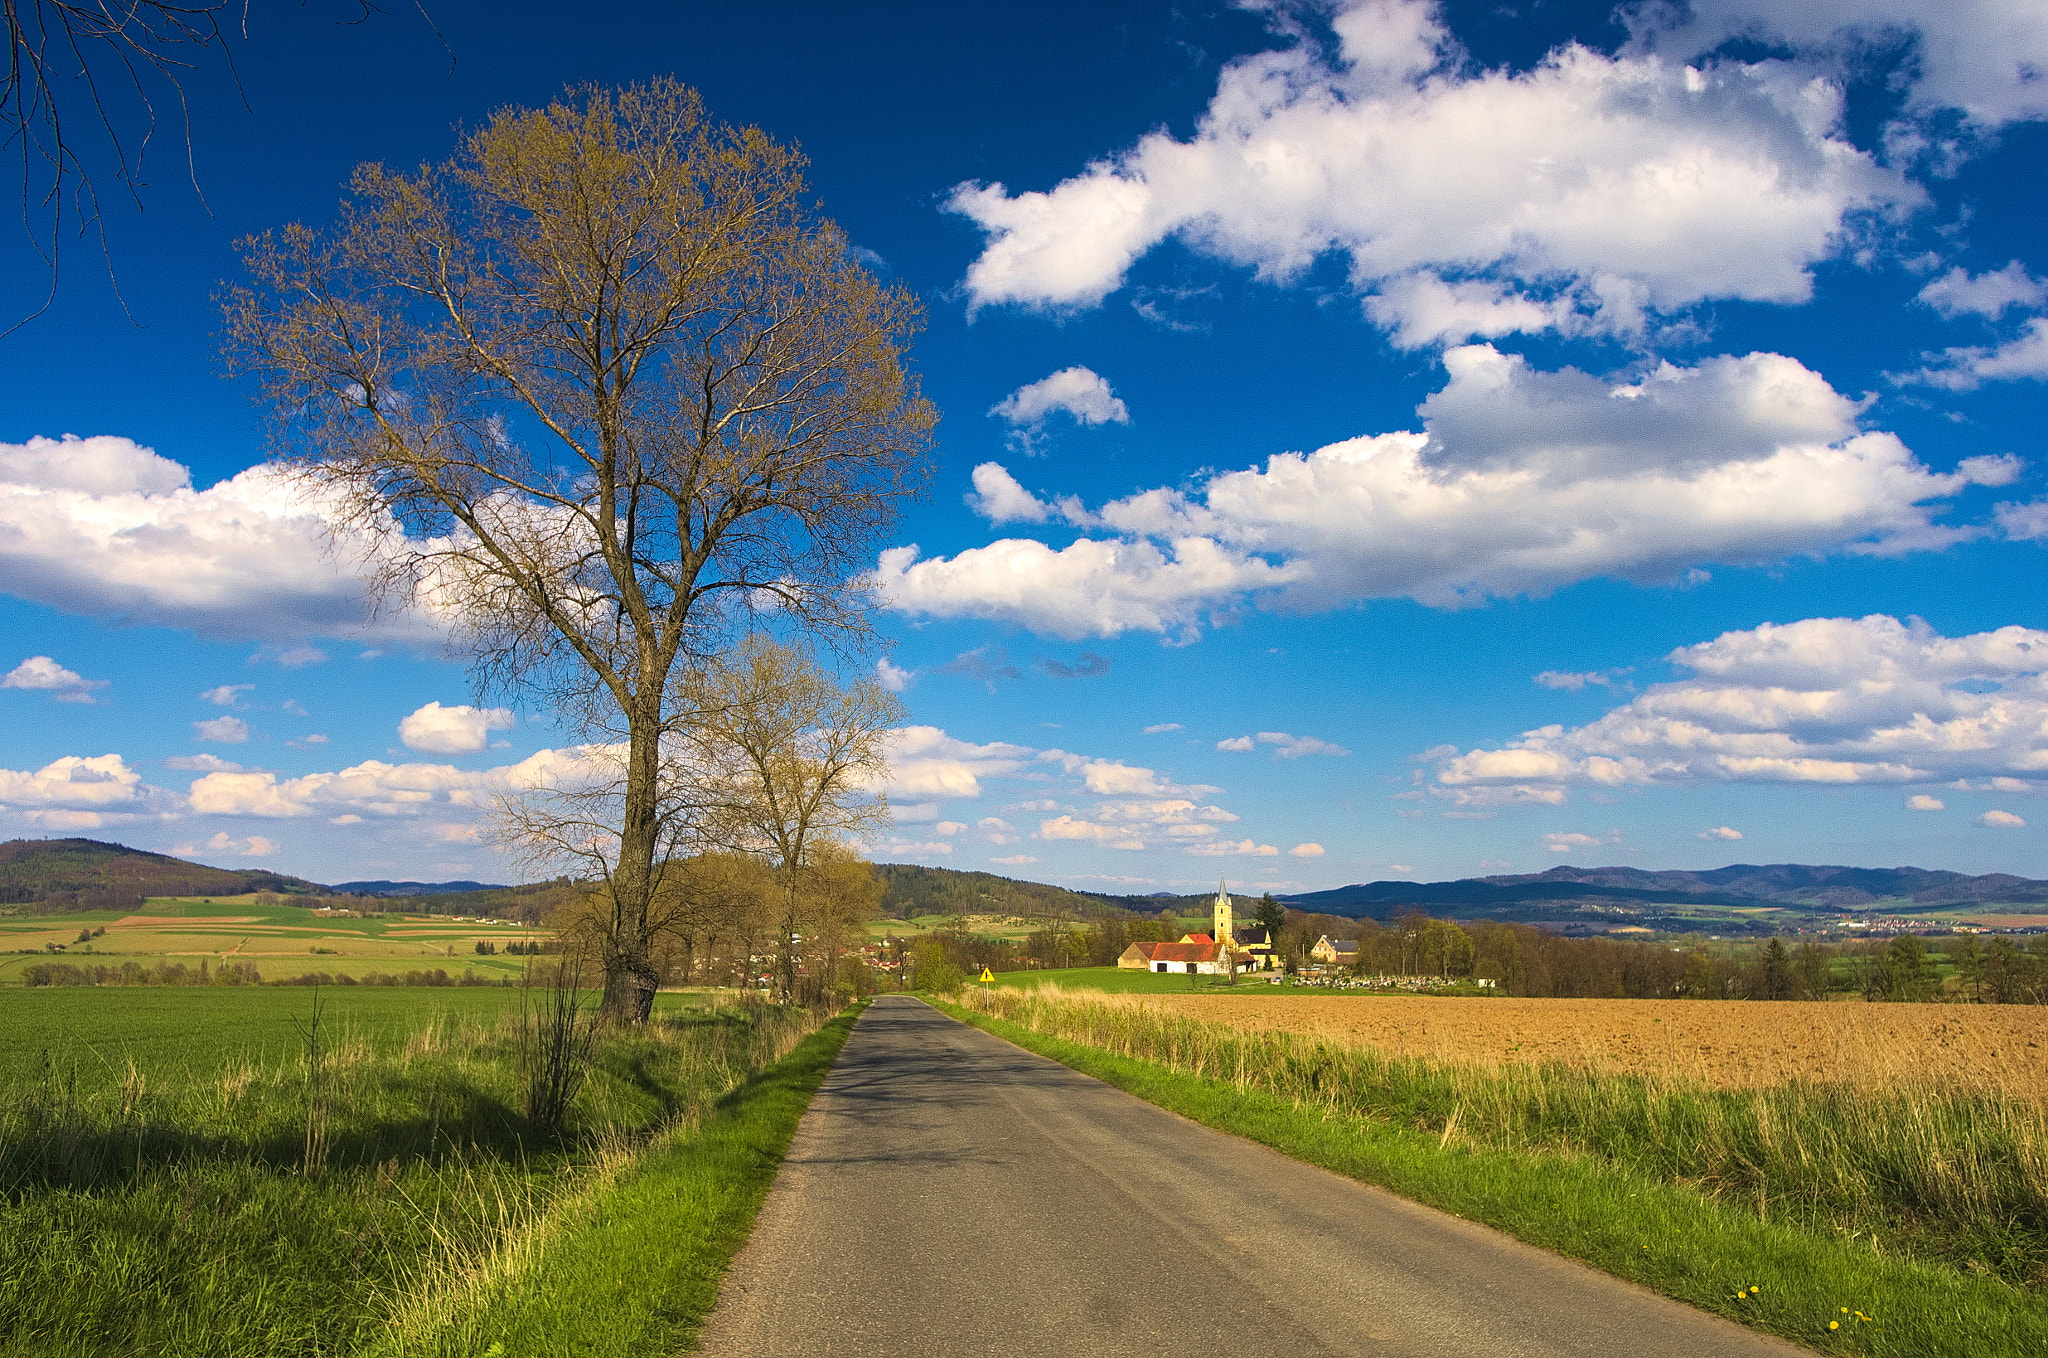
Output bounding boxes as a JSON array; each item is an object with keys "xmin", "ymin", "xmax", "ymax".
[{"xmin": 1212, "ymin": 879, "xmax": 1234, "ymax": 960}]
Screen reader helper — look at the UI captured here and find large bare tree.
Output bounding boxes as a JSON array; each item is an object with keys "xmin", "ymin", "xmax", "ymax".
[{"xmin": 223, "ymin": 79, "xmax": 935, "ymax": 1022}]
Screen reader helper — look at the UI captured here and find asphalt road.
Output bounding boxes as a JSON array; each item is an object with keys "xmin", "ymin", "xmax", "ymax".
[{"xmin": 695, "ymin": 996, "xmax": 1807, "ymax": 1357}]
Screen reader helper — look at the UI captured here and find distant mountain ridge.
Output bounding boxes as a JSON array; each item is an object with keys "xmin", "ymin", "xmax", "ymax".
[
  {"xmin": 1477, "ymin": 864, "xmax": 2048, "ymax": 906},
  {"xmin": 1282, "ymin": 862, "xmax": 2048, "ymax": 920}
]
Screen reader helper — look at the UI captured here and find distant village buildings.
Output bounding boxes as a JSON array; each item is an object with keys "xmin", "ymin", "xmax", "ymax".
[{"xmin": 1118, "ymin": 882, "xmax": 1277, "ymax": 974}]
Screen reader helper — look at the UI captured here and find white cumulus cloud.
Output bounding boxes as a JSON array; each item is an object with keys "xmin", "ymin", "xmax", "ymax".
[
  {"xmin": 990, "ymin": 366, "xmax": 1130, "ymax": 427},
  {"xmin": 1978, "ymin": 809, "xmax": 2026, "ymax": 828},
  {"xmin": 880, "ymin": 348, "xmax": 1987, "ymax": 640},
  {"xmin": 878, "ymin": 727, "xmax": 1034, "ymax": 801},
  {"xmin": 1997, "ymin": 499, "xmax": 2048, "ymax": 541},
  {"xmin": 184, "ymin": 746, "xmax": 595, "ymax": 820},
  {"xmin": 950, "ymin": 0, "xmax": 1914, "ymax": 343},
  {"xmin": 1634, "ymin": 0, "xmax": 2048, "ymax": 129},
  {"xmin": 875, "ymin": 657, "xmax": 914, "ymax": 693},
  {"xmin": 1037, "ymin": 816, "xmax": 1147, "ymax": 850},
  {"xmin": 1542, "ymin": 829, "xmax": 1622, "ymax": 853},
  {"xmin": 3, "ymin": 656, "xmax": 106, "ymax": 703},
  {"xmin": 0, "ymin": 435, "xmax": 444, "ymax": 645},
  {"xmin": 1696, "ymin": 825, "xmax": 1744, "ymax": 840},
  {"xmin": 0, "ymin": 754, "xmax": 169, "ymax": 827},
  {"xmin": 1434, "ymin": 615, "xmax": 2048, "ymax": 805},
  {"xmin": 397, "ymin": 702, "xmax": 516, "ymax": 755},
  {"xmin": 170, "ymin": 831, "xmax": 280, "ymax": 859},
  {"xmin": 1898, "ymin": 318, "xmax": 2048, "ymax": 390},
  {"xmin": 1255, "ymin": 731, "xmax": 1351, "ymax": 759},
  {"xmin": 1535, "ymin": 669, "xmax": 1632, "ymax": 691},
  {"xmin": 1289, "ymin": 842, "xmax": 1326, "ymax": 857},
  {"xmin": 165, "ymin": 753, "xmax": 244, "ymax": 772},
  {"xmin": 1184, "ymin": 838, "xmax": 1281, "ymax": 857},
  {"xmin": 1906, "ymin": 794, "xmax": 1946, "ymax": 810},
  {"xmin": 964, "ymin": 463, "xmax": 1052, "ymax": 524},
  {"xmin": 193, "ymin": 716, "xmax": 252, "ymax": 745},
  {"xmin": 1917, "ymin": 262, "xmax": 2048, "ymax": 319}
]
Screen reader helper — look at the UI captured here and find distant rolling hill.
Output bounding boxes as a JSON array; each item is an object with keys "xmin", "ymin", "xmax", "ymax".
[
  {"xmin": 0, "ymin": 838, "xmax": 325, "ymax": 912},
  {"xmin": 329, "ymin": 879, "xmax": 509, "ymax": 897},
  {"xmin": 875, "ymin": 864, "xmax": 1112, "ymax": 920}
]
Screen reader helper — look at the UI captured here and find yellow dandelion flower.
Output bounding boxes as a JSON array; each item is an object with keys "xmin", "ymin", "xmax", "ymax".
[
  {"xmin": 1830, "ymin": 1321, "xmax": 1840, "ymax": 1331},
  {"xmin": 1749, "ymin": 1286, "xmax": 1760, "ymax": 1294}
]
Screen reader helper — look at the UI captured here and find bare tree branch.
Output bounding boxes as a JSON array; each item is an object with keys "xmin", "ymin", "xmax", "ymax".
[{"xmin": 3, "ymin": 0, "xmax": 445, "ymax": 331}]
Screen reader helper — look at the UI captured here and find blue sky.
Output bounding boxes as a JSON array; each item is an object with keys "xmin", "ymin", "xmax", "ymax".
[{"xmin": 2, "ymin": 0, "xmax": 2045, "ymax": 890}]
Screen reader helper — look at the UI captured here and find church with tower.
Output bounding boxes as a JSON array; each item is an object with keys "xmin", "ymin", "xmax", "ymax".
[{"xmin": 1116, "ymin": 881, "xmax": 1278, "ymax": 974}]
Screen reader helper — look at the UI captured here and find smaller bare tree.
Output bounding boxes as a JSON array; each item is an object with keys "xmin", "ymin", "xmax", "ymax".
[{"xmin": 689, "ymin": 637, "xmax": 900, "ymax": 1003}]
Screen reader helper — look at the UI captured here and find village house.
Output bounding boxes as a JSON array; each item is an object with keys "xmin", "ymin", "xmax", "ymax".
[
  {"xmin": 1310, "ymin": 935, "xmax": 1360, "ymax": 968},
  {"xmin": 1118, "ymin": 939, "xmax": 1235, "ymax": 974}
]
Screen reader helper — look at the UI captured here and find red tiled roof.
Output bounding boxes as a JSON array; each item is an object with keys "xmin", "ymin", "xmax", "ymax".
[
  {"xmin": 1182, "ymin": 932, "xmax": 1214, "ymax": 945},
  {"xmin": 1146, "ymin": 942, "xmax": 1220, "ymax": 962}
]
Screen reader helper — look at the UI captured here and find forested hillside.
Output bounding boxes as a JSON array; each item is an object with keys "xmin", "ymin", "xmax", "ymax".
[
  {"xmin": 0, "ymin": 839, "xmax": 322, "ymax": 912},
  {"xmin": 875, "ymin": 864, "xmax": 1115, "ymax": 919}
]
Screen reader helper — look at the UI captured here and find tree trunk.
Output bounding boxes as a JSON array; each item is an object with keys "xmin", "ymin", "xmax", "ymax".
[
  {"xmin": 599, "ymin": 707, "xmax": 663, "ymax": 1024},
  {"xmin": 776, "ymin": 877, "xmax": 800, "ymax": 1003}
]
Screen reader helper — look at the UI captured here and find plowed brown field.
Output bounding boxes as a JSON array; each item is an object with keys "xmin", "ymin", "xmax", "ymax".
[{"xmin": 1135, "ymin": 994, "xmax": 2048, "ymax": 1091}]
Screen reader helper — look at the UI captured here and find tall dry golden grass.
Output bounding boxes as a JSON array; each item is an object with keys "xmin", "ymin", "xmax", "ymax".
[{"xmin": 961, "ymin": 984, "xmax": 2048, "ymax": 1284}]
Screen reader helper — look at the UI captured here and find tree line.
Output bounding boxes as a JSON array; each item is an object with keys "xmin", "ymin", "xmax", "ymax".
[
  {"xmin": 891, "ymin": 900, "xmax": 2048, "ymax": 1004},
  {"xmin": 1294, "ymin": 911, "xmax": 2048, "ymax": 1003}
]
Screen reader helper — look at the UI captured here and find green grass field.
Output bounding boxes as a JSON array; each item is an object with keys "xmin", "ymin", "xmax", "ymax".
[
  {"xmin": 0, "ymin": 982, "xmax": 838, "ymax": 1356},
  {"xmin": 862, "ymin": 912, "xmax": 1040, "ymax": 942},
  {"xmin": 0, "ymin": 986, "xmax": 524, "ymax": 1088}
]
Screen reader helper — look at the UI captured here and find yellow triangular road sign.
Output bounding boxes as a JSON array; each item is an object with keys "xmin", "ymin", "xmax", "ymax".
[{"xmin": 978, "ymin": 967, "xmax": 995, "ymax": 982}]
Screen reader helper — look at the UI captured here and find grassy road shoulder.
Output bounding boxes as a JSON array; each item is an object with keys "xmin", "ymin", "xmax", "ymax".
[
  {"xmin": 373, "ymin": 1002, "xmax": 864, "ymax": 1358},
  {"xmin": 930, "ymin": 995, "xmax": 2048, "ymax": 1358}
]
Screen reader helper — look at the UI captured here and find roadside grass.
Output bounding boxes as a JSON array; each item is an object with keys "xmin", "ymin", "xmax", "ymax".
[
  {"xmin": 370, "ymin": 1004, "xmax": 862, "ymax": 1357},
  {"xmin": 933, "ymin": 987, "xmax": 2048, "ymax": 1358},
  {"xmin": 0, "ymin": 986, "xmax": 828, "ymax": 1357}
]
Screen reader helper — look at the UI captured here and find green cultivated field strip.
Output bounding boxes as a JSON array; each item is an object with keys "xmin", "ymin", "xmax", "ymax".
[
  {"xmin": 0, "ymin": 987, "xmax": 523, "ymax": 1086},
  {"xmin": 0, "ymin": 987, "xmax": 714, "ymax": 1090}
]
